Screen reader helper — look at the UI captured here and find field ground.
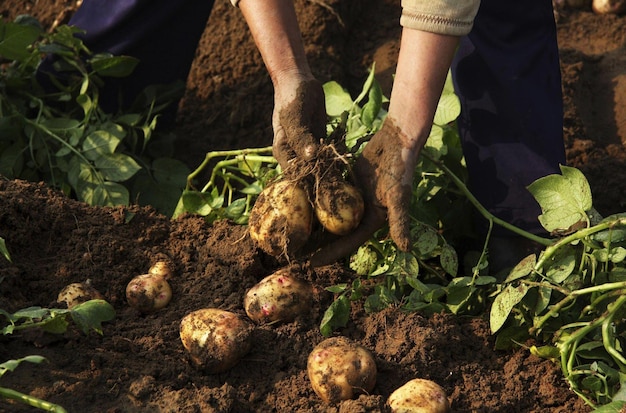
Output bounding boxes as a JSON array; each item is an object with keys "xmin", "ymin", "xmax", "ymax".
[{"xmin": 1, "ymin": 1, "xmax": 625, "ymax": 411}]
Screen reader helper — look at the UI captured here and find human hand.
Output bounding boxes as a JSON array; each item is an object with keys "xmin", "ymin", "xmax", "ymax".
[
  {"xmin": 310, "ymin": 118, "xmax": 418, "ymax": 266},
  {"xmin": 272, "ymin": 77, "xmax": 327, "ymax": 169}
]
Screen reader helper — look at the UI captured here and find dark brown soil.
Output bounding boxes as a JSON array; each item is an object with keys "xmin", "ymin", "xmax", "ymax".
[{"xmin": 1, "ymin": 1, "xmax": 626, "ymax": 412}]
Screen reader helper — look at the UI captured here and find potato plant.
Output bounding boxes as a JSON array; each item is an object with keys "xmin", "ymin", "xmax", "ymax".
[{"xmin": 0, "ymin": 17, "xmax": 188, "ymax": 216}]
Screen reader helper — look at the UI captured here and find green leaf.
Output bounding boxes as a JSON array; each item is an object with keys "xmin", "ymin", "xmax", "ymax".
[
  {"xmin": 360, "ymin": 80, "xmax": 383, "ymax": 128},
  {"xmin": 440, "ymin": 243, "xmax": 458, "ymax": 277},
  {"xmin": 0, "ymin": 19, "xmax": 41, "ymax": 61},
  {"xmin": 70, "ymin": 299, "xmax": 115, "ymax": 335},
  {"xmin": 593, "ymin": 401, "xmax": 626, "ymax": 412},
  {"xmin": 95, "ymin": 153, "xmax": 141, "ymax": 182},
  {"xmin": 89, "ymin": 54, "xmax": 139, "ymax": 77},
  {"xmin": 40, "ymin": 315, "xmax": 70, "ymax": 334},
  {"xmin": 319, "ymin": 295, "xmax": 350, "ymax": 337},
  {"xmin": 0, "ymin": 355, "xmax": 46, "ymax": 378},
  {"xmin": 78, "ymin": 180, "xmax": 130, "ymax": 207},
  {"xmin": 527, "ymin": 165, "xmax": 592, "ymax": 234},
  {"xmin": 323, "ymin": 81, "xmax": 353, "ymax": 118},
  {"xmin": 433, "ymin": 90, "xmax": 461, "ymax": 126},
  {"xmin": 151, "ymin": 157, "xmax": 189, "ymax": 187},
  {"xmin": 83, "ymin": 130, "xmax": 122, "ymax": 160},
  {"xmin": 0, "ymin": 237, "xmax": 11, "ymax": 262},
  {"xmin": 504, "ymin": 254, "xmax": 536, "ymax": 283},
  {"xmin": 490, "ymin": 284, "xmax": 530, "ymax": 333}
]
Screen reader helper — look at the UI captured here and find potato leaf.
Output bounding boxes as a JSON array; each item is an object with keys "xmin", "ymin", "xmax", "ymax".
[
  {"xmin": 527, "ymin": 165, "xmax": 592, "ymax": 234},
  {"xmin": 490, "ymin": 284, "xmax": 530, "ymax": 333},
  {"xmin": 0, "ymin": 237, "xmax": 11, "ymax": 262},
  {"xmin": 0, "ymin": 18, "xmax": 41, "ymax": 61},
  {"xmin": 70, "ymin": 299, "xmax": 115, "ymax": 335},
  {"xmin": 323, "ymin": 81, "xmax": 353, "ymax": 118},
  {"xmin": 319, "ymin": 295, "xmax": 350, "ymax": 337}
]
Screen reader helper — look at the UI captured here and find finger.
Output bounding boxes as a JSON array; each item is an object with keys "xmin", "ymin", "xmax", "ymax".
[{"xmin": 386, "ymin": 182, "xmax": 413, "ymax": 251}]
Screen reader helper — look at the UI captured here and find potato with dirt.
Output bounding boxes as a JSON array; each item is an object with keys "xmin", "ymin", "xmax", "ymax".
[
  {"xmin": 387, "ymin": 378, "xmax": 451, "ymax": 413},
  {"xmin": 314, "ymin": 177, "xmax": 364, "ymax": 236},
  {"xmin": 179, "ymin": 308, "xmax": 254, "ymax": 374},
  {"xmin": 248, "ymin": 179, "xmax": 313, "ymax": 256},
  {"xmin": 126, "ymin": 273, "xmax": 172, "ymax": 313},
  {"xmin": 57, "ymin": 279, "xmax": 104, "ymax": 309},
  {"xmin": 244, "ymin": 266, "xmax": 313, "ymax": 324},
  {"xmin": 307, "ymin": 336, "xmax": 377, "ymax": 404}
]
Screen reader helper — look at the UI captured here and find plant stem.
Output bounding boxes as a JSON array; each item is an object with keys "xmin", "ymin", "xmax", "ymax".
[
  {"xmin": 186, "ymin": 147, "xmax": 274, "ymax": 189},
  {"xmin": 0, "ymin": 387, "xmax": 67, "ymax": 412},
  {"xmin": 422, "ymin": 152, "xmax": 553, "ymax": 246}
]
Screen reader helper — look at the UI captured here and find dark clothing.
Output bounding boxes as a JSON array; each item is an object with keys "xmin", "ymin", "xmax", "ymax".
[
  {"xmin": 47, "ymin": 0, "xmax": 214, "ymax": 119},
  {"xmin": 452, "ymin": 0, "xmax": 565, "ymax": 235}
]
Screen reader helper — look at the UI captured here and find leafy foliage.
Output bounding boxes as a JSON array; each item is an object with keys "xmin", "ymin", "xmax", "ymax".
[{"xmin": 0, "ymin": 16, "xmax": 188, "ymax": 216}]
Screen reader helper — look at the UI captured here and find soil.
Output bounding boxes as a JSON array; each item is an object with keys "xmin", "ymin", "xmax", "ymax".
[{"xmin": 1, "ymin": 1, "xmax": 626, "ymax": 412}]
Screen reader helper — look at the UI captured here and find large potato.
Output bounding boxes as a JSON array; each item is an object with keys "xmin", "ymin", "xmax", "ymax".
[
  {"xmin": 387, "ymin": 378, "xmax": 450, "ymax": 413},
  {"xmin": 248, "ymin": 179, "xmax": 313, "ymax": 257},
  {"xmin": 179, "ymin": 308, "xmax": 254, "ymax": 374},
  {"xmin": 244, "ymin": 267, "xmax": 313, "ymax": 324},
  {"xmin": 307, "ymin": 336, "xmax": 377, "ymax": 404}
]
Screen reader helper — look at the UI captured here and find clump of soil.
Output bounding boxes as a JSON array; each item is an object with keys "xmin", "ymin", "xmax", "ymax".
[{"xmin": 1, "ymin": 1, "xmax": 625, "ymax": 412}]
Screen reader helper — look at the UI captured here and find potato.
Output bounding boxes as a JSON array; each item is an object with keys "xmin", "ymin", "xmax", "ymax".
[
  {"xmin": 387, "ymin": 378, "xmax": 450, "ymax": 413},
  {"xmin": 592, "ymin": 0, "xmax": 626, "ymax": 13},
  {"xmin": 57, "ymin": 279, "xmax": 104, "ymax": 309},
  {"xmin": 248, "ymin": 179, "xmax": 313, "ymax": 256},
  {"xmin": 244, "ymin": 267, "xmax": 313, "ymax": 324},
  {"xmin": 314, "ymin": 179, "xmax": 364, "ymax": 236},
  {"xmin": 307, "ymin": 336, "xmax": 377, "ymax": 404},
  {"xmin": 148, "ymin": 259, "xmax": 174, "ymax": 280},
  {"xmin": 179, "ymin": 308, "xmax": 254, "ymax": 373},
  {"xmin": 126, "ymin": 273, "xmax": 172, "ymax": 313}
]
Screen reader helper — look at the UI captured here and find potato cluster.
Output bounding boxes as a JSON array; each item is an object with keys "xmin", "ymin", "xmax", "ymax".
[{"xmin": 248, "ymin": 141, "xmax": 364, "ymax": 258}]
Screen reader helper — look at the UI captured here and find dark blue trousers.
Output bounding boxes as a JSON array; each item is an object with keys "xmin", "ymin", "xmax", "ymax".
[
  {"xmin": 62, "ymin": 0, "xmax": 214, "ymax": 121},
  {"xmin": 452, "ymin": 0, "xmax": 566, "ymax": 236}
]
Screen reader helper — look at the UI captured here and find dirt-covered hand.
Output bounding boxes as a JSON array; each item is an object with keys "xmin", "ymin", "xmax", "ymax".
[
  {"xmin": 310, "ymin": 119, "xmax": 417, "ymax": 266},
  {"xmin": 272, "ymin": 78, "xmax": 327, "ymax": 169}
]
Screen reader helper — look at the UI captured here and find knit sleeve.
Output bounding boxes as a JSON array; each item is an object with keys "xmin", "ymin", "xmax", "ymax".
[{"xmin": 400, "ymin": 0, "xmax": 481, "ymax": 36}]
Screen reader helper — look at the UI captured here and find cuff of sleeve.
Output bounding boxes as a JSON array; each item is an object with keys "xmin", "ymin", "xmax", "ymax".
[
  {"xmin": 400, "ymin": 0, "xmax": 480, "ymax": 37},
  {"xmin": 230, "ymin": 0, "xmax": 240, "ymax": 7}
]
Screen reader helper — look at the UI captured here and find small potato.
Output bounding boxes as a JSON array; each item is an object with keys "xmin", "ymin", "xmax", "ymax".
[
  {"xmin": 307, "ymin": 336, "xmax": 377, "ymax": 404},
  {"xmin": 592, "ymin": 0, "xmax": 626, "ymax": 13},
  {"xmin": 387, "ymin": 378, "xmax": 450, "ymax": 413},
  {"xmin": 179, "ymin": 308, "xmax": 254, "ymax": 373},
  {"xmin": 126, "ymin": 273, "xmax": 172, "ymax": 313},
  {"xmin": 244, "ymin": 267, "xmax": 313, "ymax": 324},
  {"xmin": 248, "ymin": 180, "xmax": 313, "ymax": 256},
  {"xmin": 57, "ymin": 279, "xmax": 104, "ymax": 309},
  {"xmin": 314, "ymin": 179, "xmax": 364, "ymax": 236},
  {"xmin": 148, "ymin": 259, "xmax": 174, "ymax": 280}
]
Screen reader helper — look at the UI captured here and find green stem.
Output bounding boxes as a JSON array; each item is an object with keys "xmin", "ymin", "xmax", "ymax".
[
  {"xmin": 186, "ymin": 147, "xmax": 274, "ymax": 189},
  {"xmin": 422, "ymin": 152, "xmax": 552, "ymax": 246},
  {"xmin": 534, "ymin": 217, "xmax": 626, "ymax": 272},
  {"xmin": 0, "ymin": 386, "xmax": 67, "ymax": 413}
]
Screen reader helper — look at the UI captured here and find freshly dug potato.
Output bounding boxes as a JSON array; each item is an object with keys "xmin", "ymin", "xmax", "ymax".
[
  {"xmin": 314, "ymin": 179, "xmax": 364, "ymax": 236},
  {"xmin": 248, "ymin": 179, "xmax": 313, "ymax": 256},
  {"xmin": 244, "ymin": 267, "xmax": 313, "ymax": 324},
  {"xmin": 57, "ymin": 279, "xmax": 104, "ymax": 309},
  {"xmin": 148, "ymin": 259, "xmax": 174, "ymax": 280},
  {"xmin": 387, "ymin": 378, "xmax": 450, "ymax": 413},
  {"xmin": 307, "ymin": 336, "xmax": 377, "ymax": 404},
  {"xmin": 592, "ymin": 0, "xmax": 626, "ymax": 13},
  {"xmin": 179, "ymin": 308, "xmax": 254, "ymax": 373},
  {"xmin": 126, "ymin": 273, "xmax": 172, "ymax": 313}
]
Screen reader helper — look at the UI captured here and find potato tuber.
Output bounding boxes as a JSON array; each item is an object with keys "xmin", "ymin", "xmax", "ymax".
[{"xmin": 179, "ymin": 308, "xmax": 254, "ymax": 373}]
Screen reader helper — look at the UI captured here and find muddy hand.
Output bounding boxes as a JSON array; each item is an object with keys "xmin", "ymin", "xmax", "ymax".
[
  {"xmin": 272, "ymin": 78, "xmax": 327, "ymax": 169},
  {"xmin": 310, "ymin": 119, "xmax": 417, "ymax": 267}
]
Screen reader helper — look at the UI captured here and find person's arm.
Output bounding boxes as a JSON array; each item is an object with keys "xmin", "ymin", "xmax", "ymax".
[
  {"xmin": 238, "ymin": 0, "xmax": 326, "ymax": 167},
  {"xmin": 310, "ymin": 28, "xmax": 459, "ymax": 265}
]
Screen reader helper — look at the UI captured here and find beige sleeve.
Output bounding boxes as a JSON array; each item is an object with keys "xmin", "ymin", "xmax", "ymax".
[
  {"xmin": 400, "ymin": 0, "xmax": 481, "ymax": 36},
  {"xmin": 230, "ymin": 0, "xmax": 240, "ymax": 6}
]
